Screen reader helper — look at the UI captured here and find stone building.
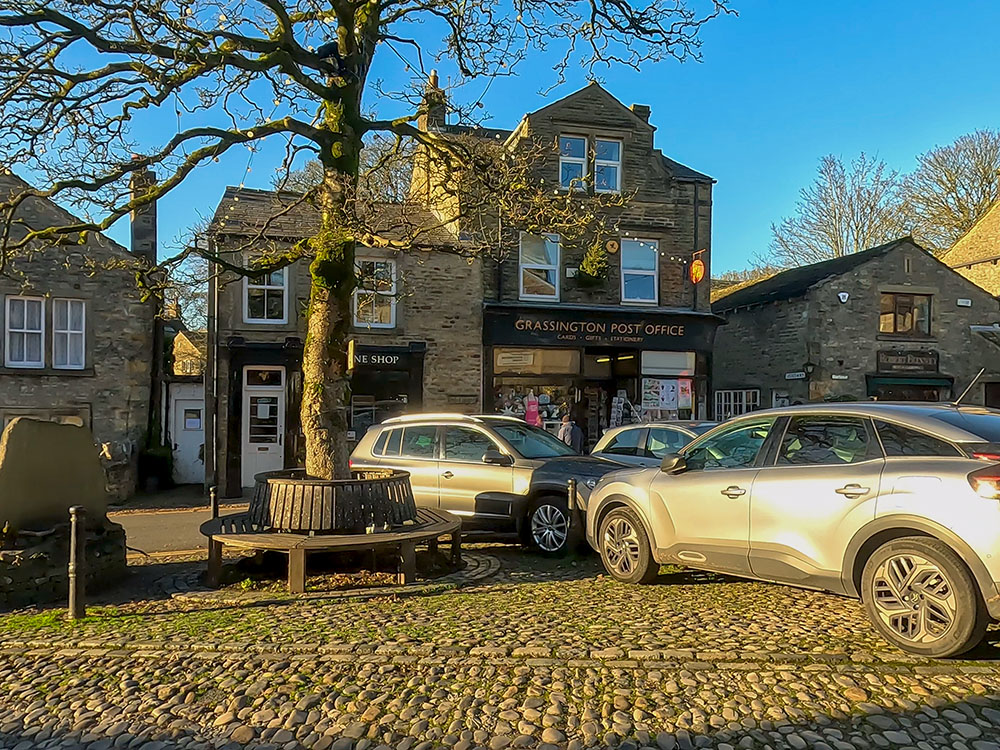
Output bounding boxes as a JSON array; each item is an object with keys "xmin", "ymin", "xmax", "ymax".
[
  {"xmin": 712, "ymin": 238, "xmax": 1000, "ymax": 420},
  {"xmin": 0, "ymin": 171, "xmax": 156, "ymax": 498},
  {"xmin": 943, "ymin": 199, "xmax": 1000, "ymax": 295},
  {"xmin": 479, "ymin": 83, "xmax": 720, "ymax": 444},
  {"xmin": 205, "ymin": 82, "xmax": 719, "ymax": 496}
]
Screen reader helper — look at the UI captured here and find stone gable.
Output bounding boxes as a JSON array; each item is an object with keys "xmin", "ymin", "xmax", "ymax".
[{"xmin": 944, "ymin": 199, "xmax": 1000, "ymax": 296}]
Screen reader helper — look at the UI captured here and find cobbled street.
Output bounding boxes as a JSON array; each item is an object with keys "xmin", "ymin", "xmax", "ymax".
[{"xmin": 3, "ymin": 548, "xmax": 1000, "ymax": 750}]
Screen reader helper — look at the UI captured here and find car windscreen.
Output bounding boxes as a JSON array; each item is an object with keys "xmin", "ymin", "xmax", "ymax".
[
  {"xmin": 490, "ymin": 422, "xmax": 577, "ymax": 459},
  {"xmin": 929, "ymin": 411, "xmax": 1000, "ymax": 442}
]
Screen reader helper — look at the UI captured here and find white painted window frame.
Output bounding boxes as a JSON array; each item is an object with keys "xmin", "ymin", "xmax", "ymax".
[
  {"xmin": 243, "ymin": 265, "xmax": 288, "ymax": 324},
  {"xmin": 52, "ymin": 298, "xmax": 86, "ymax": 370},
  {"xmin": 713, "ymin": 389, "xmax": 761, "ymax": 421},
  {"xmin": 620, "ymin": 238, "xmax": 659, "ymax": 304},
  {"xmin": 594, "ymin": 138, "xmax": 622, "ymax": 193},
  {"xmin": 4, "ymin": 295, "xmax": 45, "ymax": 369},
  {"xmin": 352, "ymin": 257, "xmax": 397, "ymax": 329},
  {"xmin": 558, "ymin": 135, "xmax": 588, "ymax": 191},
  {"xmin": 518, "ymin": 232, "xmax": 561, "ymax": 301}
]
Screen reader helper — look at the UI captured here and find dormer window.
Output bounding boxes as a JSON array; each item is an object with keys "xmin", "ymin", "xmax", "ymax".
[
  {"xmin": 558, "ymin": 136, "xmax": 587, "ymax": 190},
  {"xmin": 594, "ymin": 139, "xmax": 622, "ymax": 193}
]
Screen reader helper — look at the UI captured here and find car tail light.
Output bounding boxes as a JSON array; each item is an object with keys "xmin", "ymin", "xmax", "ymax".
[
  {"xmin": 969, "ymin": 467, "xmax": 1000, "ymax": 499},
  {"xmin": 348, "ymin": 459, "xmax": 354, "ymax": 469},
  {"xmin": 965, "ymin": 443, "xmax": 1000, "ymax": 461}
]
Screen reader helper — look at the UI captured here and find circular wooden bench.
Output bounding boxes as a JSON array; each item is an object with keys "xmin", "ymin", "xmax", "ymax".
[{"xmin": 200, "ymin": 507, "xmax": 462, "ymax": 593}]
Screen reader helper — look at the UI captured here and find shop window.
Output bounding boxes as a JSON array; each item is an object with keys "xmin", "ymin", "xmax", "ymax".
[
  {"xmin": 493, "ymin": 347, "xmax": 579, "ymax": 375},
  {"xmin": 5, "ymin": 295, "xmax": 44, "ymax": 368},
  {"xmin": 594, "ymin": 139, "xmax": 622, "ymax": 193},
  {"xmin": 351, "ymin": 396, "xmax": 377, "ymax": 436},
  {"xmin": 558, "ymin": 135, "xmax": 587, "ymax": 190},
  {"xmin": 879, "ymin": 293, "xmax": 931, "ymax": 337},
  {"xmin": 621, "ymin": 239, "xmax": 658, "ymax": 304},
  {"xmin": 244, "ymin": 267, "xmax": 287, "ymax": 323},
  {"xmin": 713, "ymin": 389, "xmax": 760, "ymax": 421},
  {"xmin": 519, "ymin": 233, "xmax": 560, "ymax": 300},
  {"xmin": 353, "ymin": 258, "xmax": 396, "ymax": 328},
  {"xmin": 53, "ymin": 298, "xmax": 86, "ymax": 369}
]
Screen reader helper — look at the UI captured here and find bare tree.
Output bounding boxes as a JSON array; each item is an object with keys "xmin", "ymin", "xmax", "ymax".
[
  {"xmin": 769, "ymin": 153, "xmax": 907, "ymax": 268},
  {"xmin": 0, "ymin": 0, "xmax": 731, "ymax": 479},
  {"xmin": 902, "ymin": 129, "xmax": 1000, "ymax": 254}
]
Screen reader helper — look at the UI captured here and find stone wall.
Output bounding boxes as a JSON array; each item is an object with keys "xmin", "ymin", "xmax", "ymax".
[
  {"xmin": 713, "ymin": 242, "xmax": 1000, "ymax": 409},
  {"xmin": 0, "ymin": 521, "xmax": 126, "ymax": 609}
]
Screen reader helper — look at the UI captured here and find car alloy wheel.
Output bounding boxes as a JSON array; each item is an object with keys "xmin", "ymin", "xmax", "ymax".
[
  {"xmin": 602, "ymin": 516, "xmax": 642, "ymax": 578},
  {"xmin": 530, "ymin": 503, "xmax": 569, "ymax": 553},
  {"xmin": 870, "ymin": 552, "xmax": 957, "ymax": 645}
]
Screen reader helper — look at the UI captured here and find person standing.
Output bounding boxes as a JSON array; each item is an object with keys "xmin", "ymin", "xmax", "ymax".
[{"xmin": 559, "ymin": 415, "xmax": 585, "ymax": 453}]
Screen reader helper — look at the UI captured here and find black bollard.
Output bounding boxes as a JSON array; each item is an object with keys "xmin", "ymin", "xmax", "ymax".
[
  {"xmin": 210, "ymin": 485, "xmax": 219, "ymax": 519},
  {"xmin": 68, "ymin": 505, "xmax": 86, "ymax": 620}
]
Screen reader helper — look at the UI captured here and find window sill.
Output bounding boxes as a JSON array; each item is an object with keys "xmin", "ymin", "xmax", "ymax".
[
  {"xmin": 875, "ymin": 334, "xmax": 936, "ymax": 344},
  {"xmin": 620, "ymin": 299, "xmax": 659, "ymax": 306},
  {"xmin": 243, "ymin": 319, "xmax": 289, "ymax": 326},
  {"xmin": 352, "ymin": 325, "xmax": 397, "ymax": 334},
  {"xmin": 0, "ymin": 367, "xmax": 95, "ymax": 377},
  {"xmin": 518, "ymin": 296, "xmax": 561, "ymax": 303}
]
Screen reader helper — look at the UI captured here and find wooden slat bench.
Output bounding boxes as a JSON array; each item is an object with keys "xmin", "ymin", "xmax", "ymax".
[{"xmin": 200, "ymin": 507, "xmax": 461, "ymax": 593}]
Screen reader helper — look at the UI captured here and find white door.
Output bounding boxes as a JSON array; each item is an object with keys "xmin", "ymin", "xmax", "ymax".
[
  {"xmin": 242, "ymin": 366, "xmax": 286, "ymax": 487},
  {"xmin": 172, "ymin": 397, "xmax": 205, "ymax": 484}
]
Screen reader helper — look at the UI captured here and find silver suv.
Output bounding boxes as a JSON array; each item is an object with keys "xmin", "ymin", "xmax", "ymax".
[
  {"xmin": 351, "ymin": 414, "xmax": 622, "ymax": 554},
  {"xmin": 586, "ymin": 403, "xmax": 1000, "ymax": 657}
]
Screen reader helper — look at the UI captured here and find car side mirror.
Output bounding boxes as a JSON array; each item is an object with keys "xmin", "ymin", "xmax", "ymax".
[
  {"xmin": 483, "ymin": 449, "xmax": 514, "ymax": 467},
  {"xmin": 660, "ymin": 453, "xmax": 687, "ymax": 474}
]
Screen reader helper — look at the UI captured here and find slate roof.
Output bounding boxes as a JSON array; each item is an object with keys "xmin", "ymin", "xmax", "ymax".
[
  {"xmin": 661, "ymin": 154, "xmax": 713, "ymax": 184},
  {"xmin": 712, "ymin": 238, "xmax": 914, "ymax": 312},
  {"xmin": 210, "ymin": 187, "xmax": 457, "ymax": 246}
]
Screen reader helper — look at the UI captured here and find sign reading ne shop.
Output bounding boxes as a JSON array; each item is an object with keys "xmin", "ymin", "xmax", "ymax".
[
  {"xmin": 485, "ymin": 306, "xmax": 720, "ymax": 350},
  {"xmin": 877, "ymin": 349, "xmax": 939, "ymax": 375}
]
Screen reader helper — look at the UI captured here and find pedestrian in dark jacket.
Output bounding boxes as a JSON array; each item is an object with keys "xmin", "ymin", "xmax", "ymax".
[{"xmin": 558, "ymin": 415, "xmax": 585, "ymax": 453}]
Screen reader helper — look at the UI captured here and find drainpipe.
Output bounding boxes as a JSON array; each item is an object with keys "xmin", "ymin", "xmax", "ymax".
[
  {"xmin": 691, "ymin": 181, "xmax": 699, "ymax": 311},
  {"xmin": 204, "ymin": 235, "xmax": 219, "ymax": 493}
]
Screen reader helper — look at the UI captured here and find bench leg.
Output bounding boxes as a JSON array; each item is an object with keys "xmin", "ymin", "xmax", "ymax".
[
  {"xmin": 398, "ymin": 542, "xmax": 416, "ymax": 585},
  {"xmin": 427, "ymin": 539, "xmax": 439, "ymax": 556},
  {"xmin": 288, "ymin": 548, "xmax": 306, "ymax": 594},
  {"xmin": 207, "ymin": 539, "xmax": 223, "ymax": 587},
  {"xmin": 451, "ymin": 530, "xmax": 462, "ymax": 566}
]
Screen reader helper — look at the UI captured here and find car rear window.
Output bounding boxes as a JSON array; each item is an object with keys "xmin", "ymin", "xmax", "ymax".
[
  {"xmin": 875, "ymin": 420, "xmax": 962, "ymax": 457},
  {"xmin": 930, "ymin": 411, "xmax": 1000, "ymax": 442}
]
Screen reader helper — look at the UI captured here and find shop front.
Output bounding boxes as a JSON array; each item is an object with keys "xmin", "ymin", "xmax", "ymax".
[
  {"xmin": 348, "ymin": 342, "xmax": 425, "ymax": 439},
  {"xmin": 483, "ymin": 303, "xmax": 722, "ymax": 447},
  {"xmin": 866, "ymin": 349, "xmax": 953, "ymax": 401}
]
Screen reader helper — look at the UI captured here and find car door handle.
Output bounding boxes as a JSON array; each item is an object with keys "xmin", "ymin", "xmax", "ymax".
[
  {"xmin": 441, "ymin": 471, "xmax": 454, "ymax": 479},
  {"xmin": 835, "ymin": 484, "xmax": 869, "ymax": 497},
  {"xmin": 721, "ymin": 486, "xmax": 746, "ymax": 498}
]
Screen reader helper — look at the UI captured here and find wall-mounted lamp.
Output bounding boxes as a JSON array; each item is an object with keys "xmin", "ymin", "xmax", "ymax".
[{"xmin": 803, "ymin": 361, "xmax": 817, "ymax": 378}]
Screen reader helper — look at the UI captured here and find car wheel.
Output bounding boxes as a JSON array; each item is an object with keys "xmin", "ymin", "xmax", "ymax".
[
  {"xmin": 861, "ymin": 536, "xmax": 988, "ymax": 658},
  {"xmin": 525, "ymin": 497, "xmax": 572, "ymax": 556},
  {"xmin": 599, "ymin": 506, "xmax": 659, "ymax": 584}
]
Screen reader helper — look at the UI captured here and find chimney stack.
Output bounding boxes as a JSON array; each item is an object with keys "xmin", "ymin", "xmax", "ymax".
[
  {"xmin": 630, "ymin": 104, "xmax": 651, "ymax": 123},
  {"xmin": 417, "ymin": 70, "xmax": 447, "ymax": 131},
  {"xmin": 129, "ymin": 158, "xmax": 157, "ymax": 265}
]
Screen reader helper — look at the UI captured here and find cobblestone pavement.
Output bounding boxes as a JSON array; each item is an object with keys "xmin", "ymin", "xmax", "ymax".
[{"xmin": 3, "ymin": 547, "xmax": 1000, "ymax": 750}]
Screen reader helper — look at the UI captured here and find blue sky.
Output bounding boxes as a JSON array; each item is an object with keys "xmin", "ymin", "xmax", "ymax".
[{"xmin": 102, "ymin": 0, "xmax": 1000, "ymax": 274}]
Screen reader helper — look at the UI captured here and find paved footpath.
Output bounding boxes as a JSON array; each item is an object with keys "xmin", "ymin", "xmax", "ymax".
[{"xmin": 2, "ymin": 549, "xmax": 1000, "ymax": 750}]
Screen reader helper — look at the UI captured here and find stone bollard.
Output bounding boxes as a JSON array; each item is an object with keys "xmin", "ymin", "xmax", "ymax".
[{"xmin": 68, "ymin": 505, "xmax": 86, "ymax": 620}]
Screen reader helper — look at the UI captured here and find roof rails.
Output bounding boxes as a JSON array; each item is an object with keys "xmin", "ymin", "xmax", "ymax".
[{"xmin": 381, "ymin": 413, "xmax": 484, "ymax": 425}]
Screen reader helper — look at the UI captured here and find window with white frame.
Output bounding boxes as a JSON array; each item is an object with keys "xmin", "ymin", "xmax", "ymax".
[
  {"xmin": 52, "ymin": 298, "xmax": 85, "ymax": 369},
  {"xmin": 620, "ymin": 238, "xmax": 658, "ymax": 303},
  {"xmin": 558, "ymin": 135, "xmax": 587, "ymax": 190},
  {"xmin": 353, "ymin": 259, "xmax": 396, "ymax": 328},
  {"xmin": 5, "ymin": 296, "xmax": 44, "ymax": 368},
  {"xmin": 519, "ymin": 233, "xmax": 560, "ymax": 300},
  {"xmin": 714, "ymin": 389, "xmax": 761, "ymax": 421},
  {"xmin": 594, "ymin": 139, "xmax": 622, "ymax": 193},
  {"xmin": 244, "ymin": 266, "xmax": 287, "ymax": 323}
]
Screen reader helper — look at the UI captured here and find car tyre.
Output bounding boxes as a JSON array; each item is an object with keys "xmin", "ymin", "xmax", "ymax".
[
  {"xmin": 861, "ymin": 536, "xmax": 988, "ymax": 658},
  {"xmin": 599, "ymin": 506, "xmax": 659, "ymax": 584},
  {"xmin": 524, "ymin": 496, "xmax": 573, "ymax": 556}
]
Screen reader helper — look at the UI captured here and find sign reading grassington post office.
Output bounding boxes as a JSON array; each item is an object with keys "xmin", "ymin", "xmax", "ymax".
[{"xmin": 482, "ymin": 304, "xmax": 722, "ymax": 351}]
